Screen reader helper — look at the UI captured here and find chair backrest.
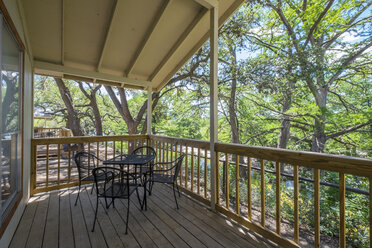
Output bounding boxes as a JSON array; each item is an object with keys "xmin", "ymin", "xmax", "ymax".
[
  {"xmin": 173, "ymin": 154, "xmax": 185, "ymax": 182},
  {"xmin": 131, "ymin": 146, "xmax": 156, "ymax": 157},
  {"xmin": 92, "ymin": 166, "xmax": 133, "ymax": 198},
  {"xmin": 74, "ymin": 152, "xmax": 101, "ymax": 179}
]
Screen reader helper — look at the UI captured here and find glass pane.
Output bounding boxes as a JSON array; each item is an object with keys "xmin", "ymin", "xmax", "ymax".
[
  {"xmin": 0, "ymin": 18, "xmax": 21, "ymax": 222},
  {"xmin": 2, "ymin": 23, "xmax": 20, "ymax": 134}
]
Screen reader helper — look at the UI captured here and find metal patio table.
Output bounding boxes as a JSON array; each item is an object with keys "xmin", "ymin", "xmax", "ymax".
[{"xmin": 103, "ymin": 153, "xmax": 155, "ymax": 210}]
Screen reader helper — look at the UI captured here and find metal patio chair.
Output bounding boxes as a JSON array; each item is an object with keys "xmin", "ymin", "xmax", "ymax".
[
  {"xmin": 149, "ymin": 154, "xmax": 185, "ymax": 209},
  {"xmin": 91, "ymin": 166, "xmax": 141, "ymax": 234}
]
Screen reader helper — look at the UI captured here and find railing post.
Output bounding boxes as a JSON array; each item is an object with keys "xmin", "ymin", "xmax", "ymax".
[
  {"xmin": 209, "ymin": 5, "xmax": 218, "ymax": 210},
  {"xmin": 147, "ymin": 86, "xmax": 152, "ymax": 135}
]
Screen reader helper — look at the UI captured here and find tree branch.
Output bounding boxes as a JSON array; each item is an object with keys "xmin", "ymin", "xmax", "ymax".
[{"xmin": 326, "ymin": 121, "xmax": 371, "ymax": 139}]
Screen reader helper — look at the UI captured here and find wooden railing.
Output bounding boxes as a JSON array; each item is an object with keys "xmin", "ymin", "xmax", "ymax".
[
  {"xmin": 30, "ymin": 134, "xmax": 372, "ymax": 247},
  {"xmin": 33, "ymin": 127, "xmax": 71, "ymax": 138},
  {"xmin": 30, "ymin": 135, "xmax": 148, "ymax": 195}
]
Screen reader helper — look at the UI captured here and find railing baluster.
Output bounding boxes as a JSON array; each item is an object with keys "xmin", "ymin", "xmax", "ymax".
[
  {"xmin": 261, "ymin": 159, "xmax": 265, "ymax": 227},
  {"xmin": 57, "ymin": 144, "xmax": 61, "ymax": 185},
  {"xmin": 339, "ymin": 172, "xmax": 345, "ymax": 248},
  {"xmin": 216, "ymin": 152, "xmax": 220, "ymax": 204},
  {"xmin": 105, "ymin": 141, "xmax": 108, "ymax": 161},
  {"xmin": 197, "ymin": 147, "xmax": 201, "ymax": 195},
  {"xmin": 204, "ymin": 148, "xmax": 207, "ymax": 199},
  {"xmin": 294, "ymin": 165, "xmax": 299, "ymax": 243},
  {"xmin": 248, "ymin": 157, "xmax": 251, "ymax": 220},
  {"xmin": 276, "ymin": 161, "xmax": 281, "ymax": 235},
  {"xmin": 191, "ymin": 147, "xmax": 194, "ymax": 192},
  {"xmin": 68, "ymin": 144, "xmax": 71, "ymax": 183},
  {"xmin": 120, "ymin": 141, "xmax": 123, "ymax": 155},
  {"xmin": 113, "ymin": 141, "xmax": 116, "ymax": 158},
  {"xmin": 185, "ymin": 146, "xmax": 188, "ymax": 189},
  {"xmin": 46, "ymin": 144, "xmax": 49, "ymax": 188},
  {"xmin": 88, "ymin": 143, "xmax": 91, "ymax": 175},
  {"xmin": 226, "ymin": 153, "xmax": 229, "ymax": 210},
  {"xmin": 236, "ymin": 155, "xmax": 240, "ymax": 215},
  {"xmin": 314, "ymin": 168, "xmax": 320, "ymax": 247},
  {"xmin": 179, "ymin": 144, "xmax": 183, "ymax": 186},
  {"xmin": 166, "ymin": 142, "xmax": 169, "ymax": 173},
  {"xmin": 96, "ymin": 142, "xmax": 100, "ymax": 161}
]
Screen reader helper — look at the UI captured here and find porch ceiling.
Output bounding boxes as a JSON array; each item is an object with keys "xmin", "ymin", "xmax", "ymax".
[{"xmin": 20, "ymin": 0, "xmax": 243, "ymax": 92}]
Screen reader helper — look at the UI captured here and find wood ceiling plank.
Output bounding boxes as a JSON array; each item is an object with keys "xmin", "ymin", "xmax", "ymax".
[
  {"xmin": 127, "ymin": 0, "xmax": 172, "ymax": 77},
  {"xmin": 155, "ymin": 0, "xmax": 245, "ymax": 91},
  {"xmin": 97, "ymin": 0, "xmax": 118, "ymax": 72},
  {"xmin": 149, "ymin": 7, "xmax": 207, "ymax": 82}
]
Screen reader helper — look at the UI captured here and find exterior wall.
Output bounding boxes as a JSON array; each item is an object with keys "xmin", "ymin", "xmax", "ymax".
[{"xmin": 0, "ymin": 0, "xmax": 33, "ymax": 247}]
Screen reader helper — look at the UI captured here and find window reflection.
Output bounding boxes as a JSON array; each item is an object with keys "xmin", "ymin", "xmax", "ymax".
[{"xmin": 0, "ymin": 19, "xmax": 22, "ymax": 223}]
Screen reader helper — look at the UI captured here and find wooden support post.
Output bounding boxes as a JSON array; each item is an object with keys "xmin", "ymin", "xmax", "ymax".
[
  {"xmin": 209, "ymin": 5, "xmax": 218, "ymax": 211},
  {"xmin": 147, "ymin": 86, "xmax": 152, "ymax": 135}
]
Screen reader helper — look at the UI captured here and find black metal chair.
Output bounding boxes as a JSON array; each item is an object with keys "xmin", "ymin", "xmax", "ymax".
[
  {"xmin": 130, "ymin": 146, "xmax": 156, "ymax": 188},
  {"xmin": 74, "ymin": 152, "xmax": 105, "ymax": 206},
  {"xmin": 91, "ymin": 166, "xmax": 141, "ymax": 233},
  {"xmin": 149, "ymin": 154, "xmax": 185, "ymax": 209}
]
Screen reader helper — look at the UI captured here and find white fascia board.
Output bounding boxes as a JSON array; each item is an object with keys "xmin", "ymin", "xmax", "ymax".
[{"xmin": 34, "ymin": 60, "xmax": 152, "ymax": 88}]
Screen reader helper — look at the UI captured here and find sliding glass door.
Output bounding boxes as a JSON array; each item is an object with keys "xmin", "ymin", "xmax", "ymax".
[{"xmin": 0, "ymin": 13, "xmax": 22, "ymax": 226}]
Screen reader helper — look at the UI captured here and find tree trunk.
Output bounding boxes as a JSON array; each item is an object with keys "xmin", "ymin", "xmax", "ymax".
[
  {"xmin": 311, "ymin": 87, "xmax": 327, "ymax": 152},
  {"xmin": 78, "ymin": 82, "xmax": 103, "ymax": 135},
  {"xmin": 277, "ymin": 93, "xmax": 291, "ymax": 149},
  {"xmin": 54, "ymin": 77, "xmax": 83, "ymax": 136}
]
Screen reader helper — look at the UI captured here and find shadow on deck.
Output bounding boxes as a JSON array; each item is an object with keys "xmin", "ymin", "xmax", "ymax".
[{"xmin": 10, "ymin": 184, "xmax": 276, "ymax": 248}]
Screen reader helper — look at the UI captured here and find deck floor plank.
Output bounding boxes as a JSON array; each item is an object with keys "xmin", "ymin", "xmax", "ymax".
[
  {"xmin": 130, "ymin": 193, "xmax": 190, "ymax": 248},
  {"xmin": 59, "ymin": 190, "xmax": 75, "ymax": 248},
  {"xmin": 152, "ymin": 186, "xmax": 244, "ymax": 248},
  {"xmin": 85, "ymin": 187, "xmax": 126, "ymax": 248},
  {"xmin": 9, "ymin": 196, "xmax": 40, "ymax": 248},
  {"xmin": 25, "ymin": 194, "xmax": 50, "ymax": 248},
  {"xmin": 42, "ymin": 192, "xmax": 59, "ymax": 248},
  {"xmin": 69, "ymin": 189, "xmax": 91, "ymax": 248},
  {"xmin": 78, "ymin": 188, "xmax": 108, "ymax": 248},
  {"xmin": 10, "ymin": 184, "xmax": 275, "ymax": 248},
  {"xmin": 148, "ymin": 188, "xmax": 224, "ymax": 248}
]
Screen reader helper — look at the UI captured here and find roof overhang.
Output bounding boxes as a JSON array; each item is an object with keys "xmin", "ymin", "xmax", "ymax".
[{"xmin": 20, "ymin": 0, "xmax": 244, "ymax": 92}]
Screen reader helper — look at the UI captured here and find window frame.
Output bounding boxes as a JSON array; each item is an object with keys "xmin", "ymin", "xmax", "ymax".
[{"xmin": 0, "ymin": 0, "xmax": 25, "ymax": 238}]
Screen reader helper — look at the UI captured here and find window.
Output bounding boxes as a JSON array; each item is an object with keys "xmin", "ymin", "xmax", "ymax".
[{"xmin": 0, "ymin": 12, "xmax": 23, "ymax": 228}]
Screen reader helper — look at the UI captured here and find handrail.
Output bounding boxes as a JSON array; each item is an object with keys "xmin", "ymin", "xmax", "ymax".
[{"xmin": 215, "ymin": 142, "xmax": 372, "ymax": 176}]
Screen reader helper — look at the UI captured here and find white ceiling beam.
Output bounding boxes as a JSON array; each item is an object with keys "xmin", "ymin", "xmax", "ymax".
[
  {"xmin": 34, "ymin": 60, "xmax": 151, "ymax": 88},
  {"xmin": 97, "ymin": 0, "xmax": 119, "ymax": 71},
  {"xmin": 127, "ymin": 0, "xmax": 172, "ymax": 76},
  {"xmin": 156, "ymin": 0, "xmax": 245, "ymax": 92},
  {"xmin": 61, "ymin": 0, "xmax": 64, "ymax": 65},
  {"xmin": 149, "ymin": 8, "xmax": 208, "ymax": 82},
  {"xmin": 192, "ymin": 0, "xmax": 218, "ymax": 9}
]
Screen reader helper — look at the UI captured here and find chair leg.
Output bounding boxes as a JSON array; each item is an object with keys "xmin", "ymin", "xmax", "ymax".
[
  {"xmin": 135, "ymin": 188, "xmax": 143, "ymax": 210},
  {"xmin": 90, "ymin": 183, "xmax": 95, "ymax": 194},
  {"xmin": 173, "ymin": 183, "xmax": 179, "ymax": 209},
  {"xmin": 125, "ymin": 198, "xmax": 130, "ymax": 234},
  {"xmin": 92, "ymin": 196, "xmax": 99, "ymax": 232},
  {"xmin": 176, "ymin": 183, "xmax": 181, "ymax": 197},
  {"xmin": 74, "ymin": 182, "xmax": 81, "ymax": 206}
]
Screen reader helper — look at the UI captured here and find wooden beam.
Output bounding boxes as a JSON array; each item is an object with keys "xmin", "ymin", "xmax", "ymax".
[
  {"xmin": 61, "ymin": 0, "xmax": 64, "ymax": 65},
  {"xmin": 209, "ymin": 6, "xmax": 218, "ymax": 210},
  {"xmin": 147, "ymin": 86, "xmax": 152, "ymax": 134},
  {"xmin": 149, "ymin": 8, "xmax": 207, "ymax": 82},
  {"xmin": 154, "ymin": 0, "xmax": 245, "ymax": 92},
  {"xmin": 97, "ymin": 0, "xmax": 119, "ymax": 71},
  {"xmin": 192, "ymin": 0, "xmax": 218, "ymax": 9},
  {"xmin": 34, "ymin": 60, "xmax": 151, "ymax": 88},
  {"xmin": 127, "ymin": 0, "xmax": 172, "ymax": 76}
]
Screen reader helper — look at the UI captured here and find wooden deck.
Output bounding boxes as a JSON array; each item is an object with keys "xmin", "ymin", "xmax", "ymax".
[{"xmin": 10, "ymin": 184, "xmax": 276, "ymax": 248}]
